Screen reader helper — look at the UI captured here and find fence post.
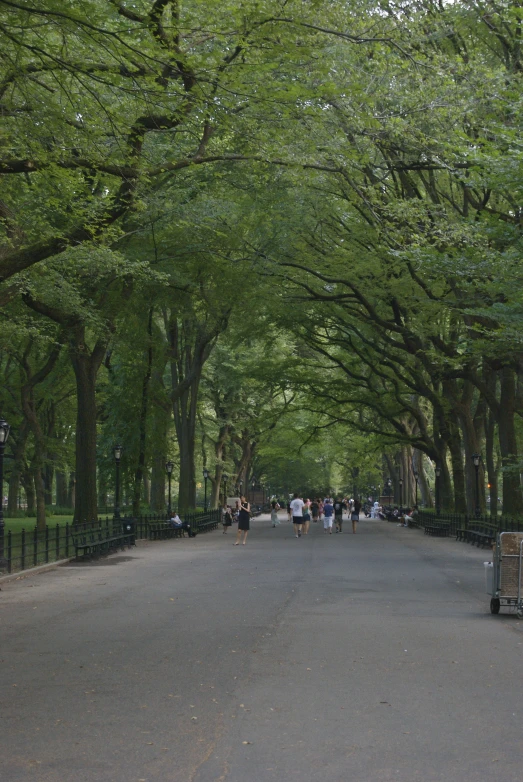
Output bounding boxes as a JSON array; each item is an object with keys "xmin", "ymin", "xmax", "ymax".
[
  {"xmin": 45, "ymin": 524, "xmax": 50, "ymax": 563},
  {"xmin": 33, "ymin": 525, "xmax": 38, "ymax": 567},
  {"xmin": 21, "ymin": 528, "xmax": 26, "ymax": 571},
  {"xmin": 7, "ymin": 530, "xmax": 11, "ymax": 574}
]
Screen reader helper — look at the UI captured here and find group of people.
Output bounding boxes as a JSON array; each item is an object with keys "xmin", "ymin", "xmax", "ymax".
[
  {"xmin": 364, "ymin": 501, "xmax": 419, "ymax": 527},
  {"xmin": 284, "ymin": 494, "xmax": 362, "ymax": 536}
]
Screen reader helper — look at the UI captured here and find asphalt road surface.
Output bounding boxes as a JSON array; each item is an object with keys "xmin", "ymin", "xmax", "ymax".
[{"xmin": 1, "ymin": 514, "xmax": 522, "ymax": 782}]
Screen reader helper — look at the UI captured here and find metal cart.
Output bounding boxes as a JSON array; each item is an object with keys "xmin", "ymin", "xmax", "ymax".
[{"xmin": 486, "ymin": 532, "xmax": 523, "ymax": 617}]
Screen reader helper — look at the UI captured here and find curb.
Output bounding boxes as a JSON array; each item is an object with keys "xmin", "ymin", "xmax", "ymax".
[{"xmin": 0, "ymin": 558, "xmax": 73, "ymax": 584}]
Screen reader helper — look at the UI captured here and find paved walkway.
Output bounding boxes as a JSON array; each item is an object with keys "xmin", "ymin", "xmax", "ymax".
[{"xmin": 1, "ymin": 514, "xmax": 522, "ymax": 782}]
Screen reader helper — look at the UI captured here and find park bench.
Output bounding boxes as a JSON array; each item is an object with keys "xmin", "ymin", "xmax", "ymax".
[
  {"xmin": 456, "ymin": 522, "xmax": 497, "ymax": 548},
  {"xmin": 147, "ymin": 520, "xmax": 185, "ymax": 540},
  {"xmin": 424, "ymin": 523, "xmax": 450, "ymax": 537},
  {"xmin": 71, "ymin": 521, "xmax": 133, "ymax": 560},
  {"xmin": 194, "ymin": 515, "xmax": 219, "ymax": 534}
]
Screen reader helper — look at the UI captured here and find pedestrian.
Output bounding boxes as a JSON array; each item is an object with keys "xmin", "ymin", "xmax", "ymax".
[
  {"xmin": 222, "ymin": 504, "xmax": 232, "ymax": 534},
  {"xmin": 310, "ymin": 498, "xmax": 319, "ymax": 523},
  {"xmin": 271, "ymin": 500, "xmax": 281, "ymax": 527},
  {"xmin": 323, "ymin": 498, "xmax": 334, "ymax": 534},
  {"xmin": 286, "ymin": 499, "xmax": 292, "ymax": 522},
  {"xmin": 302, "ymin": 499, "xmax": 311, "ymax": 535},
  {"xmin": 334, "ymin": 497, "xmax": 345, "ymax": 533},
  {"xmin": 351, "ymin": 498, "xmax": 361, "ymax": 534},
  {"xmin": 234, "ymin": 496, "xmax": 250, "ymax": 545},
  {"xmin": 290, "ymin": 492, "xmax": 305, "ymax": 538}
]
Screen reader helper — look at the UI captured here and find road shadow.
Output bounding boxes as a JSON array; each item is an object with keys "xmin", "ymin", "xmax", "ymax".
[{"xmin": 61, "ymin": 555, "xmax": 138, "ymax": 567}]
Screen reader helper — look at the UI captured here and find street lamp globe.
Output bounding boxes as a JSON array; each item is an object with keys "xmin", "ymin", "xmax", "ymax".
[
  {"xmin": 166, "ymin": 460, "xmax": 174, "ymax": 475},
  {"xmin": 0, "ymin": 419, "xmax": 10, "ymax": 444},
  {"xmin": 113, "ymin": 444, "xmax": 122, "ymax": 462},
  {"xmin": 472, "ymin": 453, "xmax": 481, "ymax": 467},
  {"xmin": 203, "ymin": 468, "xmax": 209, "ymax": 480}
]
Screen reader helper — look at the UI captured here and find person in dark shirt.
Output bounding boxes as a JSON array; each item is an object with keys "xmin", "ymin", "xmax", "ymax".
[
  {"xmin": 323, "ymin": 499, "xmax": 334, "ymax": 534},
  {"xmin": 351, "ymin": 499, "xmax": 361, "ymax": 534},
  {"xmin": 334, "ymin": 497, "xmax": 345, "ymax": 533}
]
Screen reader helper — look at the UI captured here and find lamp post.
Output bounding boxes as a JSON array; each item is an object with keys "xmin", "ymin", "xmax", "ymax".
[
  {"xmin": 166, "ymin": 461, "xmax": 174, "ymax": 517},
  {"xmin": 413, "ymin": 468, "xmax": 419, "ymax": 507},
  {"xmin": 399, "ymin": 477, "xmax": 403, "ymax": 508},
  {"xmin": 435, "ymin": 464, "xmax": 441, "ymax": 516},
  {"xmin": 378, "ymin": 484, "xmax": 381, "ymax": 504},
  {"xmin": 203, "ymin": 468, "xmax": 209, "ymax": 511},
  {"xmin": 113, "ymin": 444, "xmax": 122, "ymax": 519},
  {"xmin": 0, "ymin": 418, "xmax": 11, "ymax": 567},
  {"xmin": 386, "ymin": 478, "xmax": 392, "ymax": 505},
  {"xmin": 472, "ymin": 453, "xmax": 481, "ymax": 519},
  {"xmin": 251, "ymin": 476, "xmax": 256, "ymax": 504},
  {"xmin": 222, "ymin": 473, "xmax": 228, "ymax": 506}
]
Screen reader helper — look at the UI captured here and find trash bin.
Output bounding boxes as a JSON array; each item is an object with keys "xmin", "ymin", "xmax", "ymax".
[
  {"xmin": 122, "ymin": 518, "xmax": 136, "ymax": 546},
  {"xmin": 484, "ymin": 561, "xmax": 494, "ymax": 595}
]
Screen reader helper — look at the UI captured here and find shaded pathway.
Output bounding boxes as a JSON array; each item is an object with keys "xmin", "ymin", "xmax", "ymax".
[{"xmin": 1, "ymin": 514, "xmax": 521, "ymax": 782}]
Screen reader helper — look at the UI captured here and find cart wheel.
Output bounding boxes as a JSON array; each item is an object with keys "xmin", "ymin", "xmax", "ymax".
[
  {"xmin": 517, "ymin": 609, "xmax": 523, "ymax": 620},
  {"xmin": 490, "ymin": 598, "xmax": 500, "ymax": 615}
]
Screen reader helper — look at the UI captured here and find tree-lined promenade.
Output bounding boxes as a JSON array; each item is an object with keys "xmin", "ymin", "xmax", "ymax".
[{"xmin": 1, "ymin": 1, "xmax": 522, "ymax": 530}]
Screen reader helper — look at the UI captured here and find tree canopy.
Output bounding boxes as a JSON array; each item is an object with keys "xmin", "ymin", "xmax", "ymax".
[{"xmin": 1, "ymin": 0, "xmax": 522, "ymax": 523}]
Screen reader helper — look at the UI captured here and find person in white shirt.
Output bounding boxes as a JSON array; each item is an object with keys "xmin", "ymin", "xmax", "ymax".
[{"xmin": 290, "ymin": 493, "xmax": 305, "ymax": 538}]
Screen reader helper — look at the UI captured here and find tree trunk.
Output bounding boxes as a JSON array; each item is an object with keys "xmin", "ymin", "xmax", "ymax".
[
  {"xmin": 44, "ymin": 464, "xmax": 54, "ymax": 506},
  {"xmin": 132, "ymin": 309, "xmax": 153, "ymax": 516},
  {"xmin": 7, "ymin": 422, "xmax": 29, "ymax": 515},
  {"xmin": 174, "ymin": 382, "xmax": 199, "ymax": 511},
  {"xmin": 70, "ymin": 347, "xmax": 103, "ymax": 524},
  {"xmin": 456, "ymin": 382, "xmax": 485, "ymax": 516},
  {"xmin": 56, "ymin": 470, "xmax": 69, "ymax": 506},
  {"xmin": 22, "ymin": 468, "xmax": 35, "ymax": 514},
  {"xmin": 33, "ymin": 462, "xmax": 47, "ymax": 530},
  {"xmin": 67, "ymin": 472, "xmax": 76, "ymax": 509},
  {"xmin": 498, "ymin": 366, "xmax": 523, "ymax": 515}
]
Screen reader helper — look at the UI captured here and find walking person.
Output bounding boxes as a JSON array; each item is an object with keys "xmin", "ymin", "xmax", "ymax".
[
  {"xmin": 310, "ymin": 498, "xmax": 319, "ymax": 524},
  {"xmin": 290, "ymin": 492, "xmax": 305, "ymax": 538},
  {"xmin": 286, "ymin": 499, "xmax": 292, "ymax": 523},
  {"xmin": 222, "ymin": 504, "xmax": 232, "ymax": 534},
  {"xmin": 234, "ymin": 496, "xmax": 250, "ymax": 545},
  {"xmin": 302, "ymin": 499, "xmax": 311, "ymax": 535},
  {"xmin": 271, "ymin": 500, "xmax": 281, "ymax": 527},
  {"xmin": 351, "ymin": 498, "xmax": 361, "ymax": 534},
  {"xmin": 323, "ymin": 497, "xmax": 334, "ymax": 534},
  {"xmin": 334, "ymin": 497, "xmax": 345, "ymax": 533}
]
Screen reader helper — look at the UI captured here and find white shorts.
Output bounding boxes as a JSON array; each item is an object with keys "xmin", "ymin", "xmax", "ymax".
[{"xmin": 324, "ymin": 516, "xmax": 333, "ymax": 529}]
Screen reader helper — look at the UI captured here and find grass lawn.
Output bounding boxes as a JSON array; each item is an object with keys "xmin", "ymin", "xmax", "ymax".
[{"xmin": 4, "ymin": 516, "xmax": 74, "ymax": 535}]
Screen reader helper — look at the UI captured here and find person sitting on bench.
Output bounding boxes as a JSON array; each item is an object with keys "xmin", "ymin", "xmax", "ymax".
[{"xmin": 169, "ymin": 512, "xmax": 196, "ymax": 537}]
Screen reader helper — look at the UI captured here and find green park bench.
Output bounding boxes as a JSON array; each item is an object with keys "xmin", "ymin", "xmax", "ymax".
[{"xmin": 71, "ymin": 521, "xmax": 133, "ymax": 560}]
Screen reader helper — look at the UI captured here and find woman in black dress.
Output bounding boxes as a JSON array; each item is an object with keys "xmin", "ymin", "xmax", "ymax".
[{"xmin": 234, "ymin": 496, "xmax": 251, "ymax": 546}]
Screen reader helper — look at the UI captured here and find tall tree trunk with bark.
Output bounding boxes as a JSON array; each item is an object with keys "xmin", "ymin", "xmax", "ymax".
[
  {"xmin": 132, "ymin": 309, "xmax": 153, "ymax": 516},
  {"xmin": 7, "ymin": 421, "xmax": 28, "ymax": 515},
  {"xmin": 56, "ymin": 470, "xmax": 69, "ymax": 507},
  {"xmin": 69, "ymin": 332, "xmax": 106, "ymax": 523},
  {"xmin": 498, "ymin": 366, "xmax": 523, "ymax": 515}
]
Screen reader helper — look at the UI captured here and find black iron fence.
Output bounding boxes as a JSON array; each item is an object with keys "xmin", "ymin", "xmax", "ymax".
[
  {"xmin": 417, "ymin": 510, "xmax": 523, "ymax": 537},
  {"xmin": 1, "ymin": 509, "xmax": 221, "ymax": 575}
]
